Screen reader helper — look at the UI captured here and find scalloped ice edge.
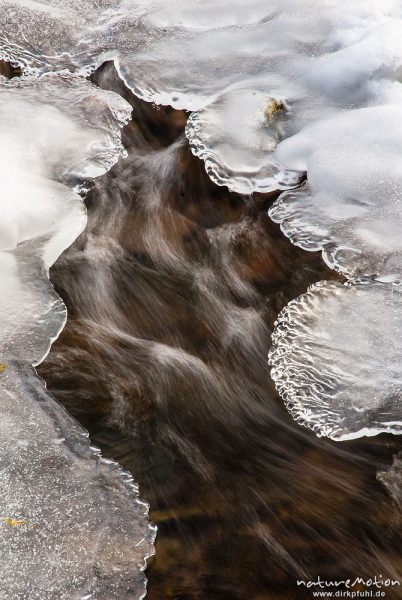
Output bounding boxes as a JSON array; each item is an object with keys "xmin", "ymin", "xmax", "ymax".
[
  {"xmin": 0, "ymin": 45, "xmax": 212, "ymax": 112},
  {"xmin": 268, "ymin": 190, "xmax": 381, "ymax": 281},
  {"xmin": 113, "ymin": 58, "xmax": 212, "ymax": 111},
  {"xmin": 269, "ymin": 186, "xmax": 402, "ymax": 440},
  {"xmin": 0, "ymin": 45, "xmax": 303, "ymax": 196},
  {"xmin": 0, "ymin": 46, "xmax": 204, "ymax": 109},
  {"xmin": 268, "ymin": 280, "xmax": 402, "ymax": 441},
  {"xmin": 0, "ymin": 42, "xmax": 112, "ymax": 79},
  {"xmin": 185, "ymin": 110, "xmax": 303, "ymax": 195}
]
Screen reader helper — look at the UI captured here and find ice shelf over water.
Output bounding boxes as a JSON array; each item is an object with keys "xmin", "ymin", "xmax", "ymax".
[
  {"xmin": 269, "ymin": 106, "xmax": 402, "ymax": 281},
  {"xmin": 269, "ymin": 282, "xmax": 402, "ymax": 440},
  {"xmin": 0, "ymin": 73, "xmax": 155, "ymax": 598},
  {"xmin": 0, "ymin": 74, "xmax": 131, "ymax": 362}
]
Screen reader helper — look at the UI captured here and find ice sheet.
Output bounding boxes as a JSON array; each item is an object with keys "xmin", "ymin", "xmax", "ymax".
[
  {"xmin": 0, "ymin": 362, "xmax": 153, "ymax": 600},
  {"xmin": 0, "ymin": 73, "xmax": 155, "ymax": 598},
  {"xmin": 269, "ymin": 281, "xmax": 402, "ymax": 440},
  {"xmin": 269, "ymin": 106, "xmax": 402, "ymax": 281},
  {"xmin": 3, "ymin": 1, "xmax": 402, "ymax": 193}
]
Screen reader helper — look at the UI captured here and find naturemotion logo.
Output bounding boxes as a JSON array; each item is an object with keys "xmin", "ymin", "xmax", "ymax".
[{"xmin": 297, "ymin": 576, "xmax": 400, "ymax": 598}]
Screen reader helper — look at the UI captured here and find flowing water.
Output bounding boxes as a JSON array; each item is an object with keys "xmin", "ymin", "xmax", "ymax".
[
  {"xmin": 0, "ymin": 1, "xmax": 402, "ymax": 598},
  {"xmin": 40, "ymin": 64, "xmax": 401, "ymax": 599}
]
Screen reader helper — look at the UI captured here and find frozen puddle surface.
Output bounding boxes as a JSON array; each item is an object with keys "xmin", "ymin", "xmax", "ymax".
[{"xmin": 0, "ymin": 74, "xmax": 155, "ymax": 597}]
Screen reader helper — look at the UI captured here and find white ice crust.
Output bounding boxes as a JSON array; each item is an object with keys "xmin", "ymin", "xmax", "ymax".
[
  {"xmin": 270, "ymin": 106, "xmax": 402, "ymax": 281},
  {"xmin": 0, "ymin": 73, "xmax": 155, "ymax": 598},
  {"xmin": 0, "ymin": 75, "xmax": 130, "ymax": 363}
]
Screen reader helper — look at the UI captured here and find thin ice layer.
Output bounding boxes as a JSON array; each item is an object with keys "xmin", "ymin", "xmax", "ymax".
[
  {"xmin": 0, "ymin": 362, "xmax": 153, "ymax": 600},
  {"xmin": 0, "ymin": 0, "xmax": 305, "ymax": 98},
  {"xmin": 182, "ymin": 2, "xmax": 402, "ymax": 191},
  {"xmin": 3, "ymin": 0, "xmax": 399, "ymax": 103},
  {"xmin": 0, "ymin": 72, "xmax": 130, "ymax": 364},
  {"xmin": 0, "ymin": 0, "xmax": 114, "ymax": 75},
  {"xmin": 0, "ymin": 247, "xmax": 65, "ymax": 366},
  {"xmin": 269, "ymin": 105, "xmax": 402, "ymax": 281},
  {"xmin": 0, "ymin": 73, "xmax": 130, "ymax": 361},
  {"xmin": 112, "ymin": 0, "xmax": 402, "ymax": 190},
  {"xmin": 268, "ymin": 281, "xmax": 402, "ymax": 440}
]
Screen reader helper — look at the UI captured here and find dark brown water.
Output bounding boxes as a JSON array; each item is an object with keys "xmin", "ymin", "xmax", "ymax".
[{"xmin": 38, "ymin": 63, "xmax": 402, "ymax": 599}]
